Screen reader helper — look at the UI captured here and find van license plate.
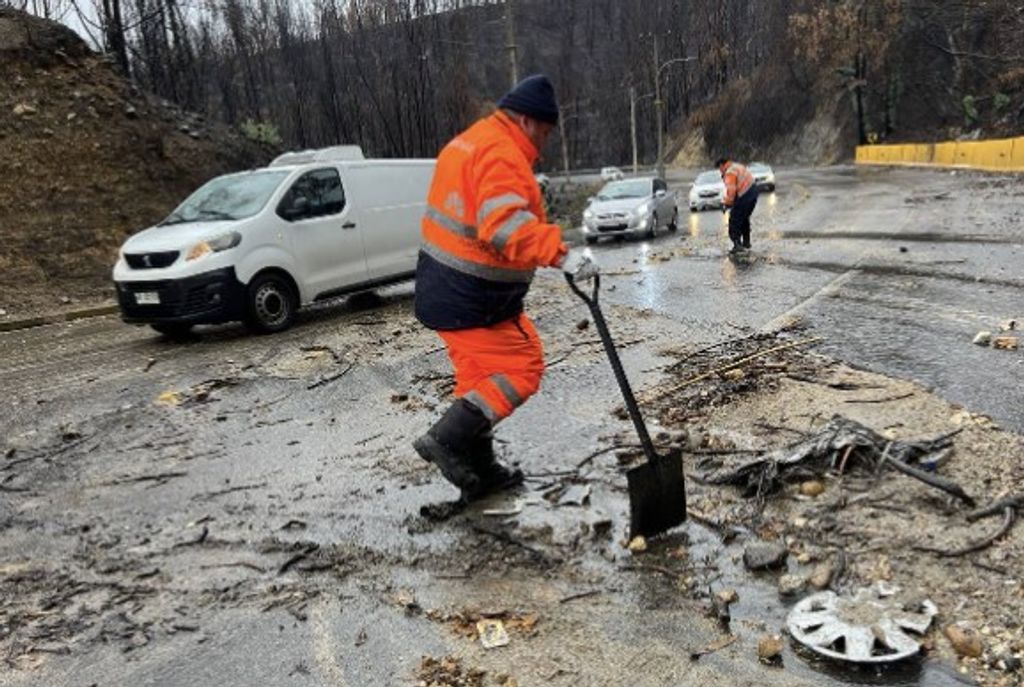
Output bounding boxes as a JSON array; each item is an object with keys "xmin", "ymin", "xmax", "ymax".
[{"xmin": 135, "ymin": 292, "xmax": 160, "ymax": 305}]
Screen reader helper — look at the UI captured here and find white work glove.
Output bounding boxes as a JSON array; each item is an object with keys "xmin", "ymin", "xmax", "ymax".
[{"xmin": 561, "ymin": 248, "xmax": 600, "ymax": 281}]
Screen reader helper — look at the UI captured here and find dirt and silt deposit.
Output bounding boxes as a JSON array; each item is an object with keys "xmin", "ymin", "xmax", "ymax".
[{"xmin": 2, "ymin": 303, "xmax": 1022, "ymax": 686}]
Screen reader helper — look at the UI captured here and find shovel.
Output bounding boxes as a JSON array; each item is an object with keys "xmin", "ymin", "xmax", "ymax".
[{"xmin": 566, "ymin": 273, "xmax": 686, "ymax": 538}]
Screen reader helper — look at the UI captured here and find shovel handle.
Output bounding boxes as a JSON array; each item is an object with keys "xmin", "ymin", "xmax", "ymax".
[{"xmin": 565, "ymin": 273, "xmax": 658, "ymax": 462}]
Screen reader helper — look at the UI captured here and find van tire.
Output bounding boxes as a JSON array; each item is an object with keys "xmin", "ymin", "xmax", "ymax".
[
  {"xmin": 668, "ymin": 208, "xmax": 679, "ymax": 232},
  {"xmin": 151, "ymin": 323, "xmax": 193, "ymax": 339},
  {"xmin": 245, "ymin": 272, "xmax": 297, "ymax": 334}
]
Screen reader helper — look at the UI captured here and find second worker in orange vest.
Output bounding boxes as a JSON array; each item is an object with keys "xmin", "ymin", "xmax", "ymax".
[
  {"xmin": 717, "ymin": 157, "xmax": 759, "ymax": 254},
  {"xmin": 413, "ymin": 74, "xmax": 598, "ymax": 501}
]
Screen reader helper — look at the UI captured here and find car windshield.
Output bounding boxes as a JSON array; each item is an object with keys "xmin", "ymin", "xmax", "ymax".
[
  {"xmin": 162, "ymin": 170, "xmax": 289, "ymax": 225},
  {"xmin": 695, "ymin": 171, "xmax": 720, "ymax": 185},
  {"xmin": 749, "ymin": 163, "xmax": 769, "ymax": 173},
  {"xmin": 597, "ymin": 179, "xmax": 650, "ymax": 200}
]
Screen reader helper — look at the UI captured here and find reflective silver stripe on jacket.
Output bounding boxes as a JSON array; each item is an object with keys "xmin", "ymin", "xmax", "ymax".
[
  {"xmin": 490, "ymin": 210, "xmax": 537, "ymax": 252},
  {"xmin": 425, "ymin": 206, "xmax": 476, "ymax": 238},
  {"xmin": 489, "ymin": 374, "xmax": 523, "ymax": 408},
  {"xmin": 420, "ymin": 241, "xmax": 535, "ymax": 284},
  {"xmin": 463, "ymin": 391, "xmax": 499, "ymax": 423},
  {"xmin": 476, "ymin": 192, "xmax": 528, "ymax": 225}
]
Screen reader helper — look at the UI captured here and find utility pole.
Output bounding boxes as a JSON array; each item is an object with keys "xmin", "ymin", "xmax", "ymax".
[
  {"xmin": 653, "ymin": 34, "xmax": 665, "ymax": 179},
  {"xmin": 630, "ymin": 86, "xmax": 639, "ymax": 175},
  {"xmin": 505, "ymin": 0, "xmax": 519, "ymax": 87},
  {"xmin": 559, "ymin": 114, "xmax": 571, "ymax": 183}
]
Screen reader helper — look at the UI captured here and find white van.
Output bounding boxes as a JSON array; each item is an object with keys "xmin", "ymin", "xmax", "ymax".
[{"xmin": 112, "ymin": 146, "xmax": 434, "ymax": 336}]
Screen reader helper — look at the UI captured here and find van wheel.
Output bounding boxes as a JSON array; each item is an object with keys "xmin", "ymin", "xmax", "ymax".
[
  {"xmin": 245, "ymin": 272, "xmax": 296, "ymax": 334},
  {"xmin": 668, "ymin": 208, "xmax": 679, "ymax": 232},
  {"xmin": 585, "ymin": 236, "xmax": 598, "ymax": 245},
  {"xmin": 151, "ymin": 323, "xmax": 193, "ymax": 339}
]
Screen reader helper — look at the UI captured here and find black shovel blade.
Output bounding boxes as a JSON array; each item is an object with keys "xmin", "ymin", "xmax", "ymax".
[{"xmin": 626, "ymin": 447, "xmax": 687, "ymax": 539}]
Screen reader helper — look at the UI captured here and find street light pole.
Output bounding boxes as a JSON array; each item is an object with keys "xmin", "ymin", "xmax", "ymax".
[
  {"xmin": 653, "ymin": 35, "xmax": 665, "ymax": 179},
  {"xmin": 630, "ymin": 86, "xmax": 638, "ymax": 175},
  {"xmin": 504, "ymin": 0, "xmax": 518, "ymax": 87}
]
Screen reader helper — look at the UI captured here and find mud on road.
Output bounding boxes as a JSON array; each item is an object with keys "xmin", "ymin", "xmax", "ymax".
[{"xmin": 1, "ymin": 166, "xmax": 1023, "ymax": 686}]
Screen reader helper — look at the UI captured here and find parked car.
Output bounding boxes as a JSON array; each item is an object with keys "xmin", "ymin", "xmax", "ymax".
[
  {"xmin": 113, "ymin": 146, "xmax": 434, "ymax": 337},
  {"xmin": 600, "ymin": 166, "xmax": 625, "ymax": 182},
  {"xmin": 581, "ymin": 177, "xmax": 678, "ymax": 244},
  {"xmin": 688, "ymin": 170, "xmax": 726, "ymax": 211},
  {"xmin": 749, "ymin": 162, "xmax": 776, "ymax": 192}
]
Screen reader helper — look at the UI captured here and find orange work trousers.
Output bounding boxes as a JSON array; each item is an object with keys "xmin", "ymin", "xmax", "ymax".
[{"xmin": 437, "ymin": 314, "xmax": 544, "ymax": 424}]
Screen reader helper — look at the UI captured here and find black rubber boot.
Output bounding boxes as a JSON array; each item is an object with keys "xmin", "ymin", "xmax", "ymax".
[
  {"xmin": 465, "ymin": 433, "xmax": 524, "ymax": 500},
  {"xmin": 413, "ymin": 399, "xmax": 488, "ymax": 494}
]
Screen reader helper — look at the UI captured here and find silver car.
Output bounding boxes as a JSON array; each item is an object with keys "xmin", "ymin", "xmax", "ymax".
[
  {"xmin": 688, "ymin": 170, "xmax": 725, "ymax": 212},
  {"xmin": 581, "ymin": 177, "xmax": 679, "ymax": 244}
]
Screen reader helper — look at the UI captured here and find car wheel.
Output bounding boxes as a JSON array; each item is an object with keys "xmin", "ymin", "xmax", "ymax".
[
  {"xmin": 245, "ymin": 272, "xmax": 297, "ymax": 334},
  {"xmin": 150, "ymin": 323, "xmax": 193, "ymax": 339},
  {"xmin": 668, "ymin": 208, "xmax": 679, "ymax": 232}
]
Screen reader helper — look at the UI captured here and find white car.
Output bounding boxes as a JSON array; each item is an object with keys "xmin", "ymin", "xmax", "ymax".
[
  {"xmin": 749, "ymin": 162, "xmax": 776, "ymax": 192},
  {"xmin": 581, "ymin": 177, "xmax": 678, "ymax": 244},
  {"xmin": 600, "ymin": 166, "xmax": 625, "ymax": 182},
  {"xmin": 688, "ymin": 170, "xmax": 726, "ymax": 212},
  {"xmin": 113, "ymin": 146, "xmax": 434, "ymax": 336}
]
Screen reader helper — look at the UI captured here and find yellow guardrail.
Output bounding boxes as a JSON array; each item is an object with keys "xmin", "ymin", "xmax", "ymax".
[{"xmin": 856, "ymin": 136, "xmax": 1024, "ymax": 173}]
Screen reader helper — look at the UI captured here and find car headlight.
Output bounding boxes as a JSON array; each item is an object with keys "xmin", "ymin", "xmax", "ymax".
[
  {"xmin": 637, "ymin": 202, "xmax": 651, "ymax": 215},
  {"xmin": 765, "ymin": 173, "xmax": 775, "ymax": 183},
  {"xmin": 583, "ymin": 208, "xmax": 594, "ymax": 220},
  {"xmin": 186, "ymin": 231, "xmax": 242, "ymax": 262}
]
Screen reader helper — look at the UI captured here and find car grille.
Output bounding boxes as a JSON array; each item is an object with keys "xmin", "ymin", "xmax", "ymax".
[
  {"xmin": 598, "ymin": 224, "xmax": 629, "ymax": 232},
  {"xmin": 125, "ymin": 251, "xmax": 180, "ymax": 269},
  {"xmin": 699, "ymin": 191, "xmax": 719, "ymax": 198},
  {"xmin": 597, "ymin": 212, "xmax": 629, "ymax": 220}
]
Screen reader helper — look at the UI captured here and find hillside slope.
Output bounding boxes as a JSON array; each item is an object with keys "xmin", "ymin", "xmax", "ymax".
[{"xmin": 0, "ymin": 9, "xmax": 272, "ymax": 316}]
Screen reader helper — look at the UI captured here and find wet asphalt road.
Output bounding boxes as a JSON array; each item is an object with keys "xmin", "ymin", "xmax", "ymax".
[{"xmin": 1, "ymin": 165, "xmax": 1020, "ymax": 686}]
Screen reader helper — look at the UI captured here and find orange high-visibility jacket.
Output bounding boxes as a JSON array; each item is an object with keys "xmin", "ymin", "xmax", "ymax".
[
  {"xmin": 414, "ymin": 111, "xmax": 567, "ymax": 330},
  {"xmin": 721, "ymin": 162, "xmax": 755, "ymax": 207}
]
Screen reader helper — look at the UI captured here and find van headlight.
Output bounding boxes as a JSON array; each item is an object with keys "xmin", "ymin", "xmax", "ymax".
[
  {"xmin": 583, "ymin": 208, "xmax": 594, "ymax": 221},
  {"xmin": 186, "ymin": 231, "xmax": 242, "ymax": 262},
  {"xmin": 637, "ymin": 202, "xmax": 651, "ymax": 216}
]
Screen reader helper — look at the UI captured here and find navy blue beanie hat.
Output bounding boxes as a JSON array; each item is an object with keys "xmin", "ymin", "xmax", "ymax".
[{"xmin": 497, "ymin": 74, "xmax": 559, "ymax": 125}]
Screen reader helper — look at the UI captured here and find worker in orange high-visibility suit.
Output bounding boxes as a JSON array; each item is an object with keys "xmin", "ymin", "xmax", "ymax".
[
  {"xmin": 414, "ymin": 74, "xmax": 599, "ymax": 500},
  {"xmin": 717, "ymin": 157, "xmax": 759, "ymax": 254}
]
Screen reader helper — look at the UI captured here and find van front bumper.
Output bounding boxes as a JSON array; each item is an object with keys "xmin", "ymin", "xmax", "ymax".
[{"xmin": 115, "ymin": 267, "xmax": 246, "ymax": 325}]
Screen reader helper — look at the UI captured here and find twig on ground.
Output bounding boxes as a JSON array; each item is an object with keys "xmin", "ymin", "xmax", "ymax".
[
  {"xmin": 881, "ymin": 453, "xmax": 976, "ymax": 506},
  {"xmin": 307, "ymin": 363, "xmax": 354, "ymax": 390},
  {"xmin": 559, "ymin": 590, "xmax": 603, "ymax": 604},
  {"xmin": 844, "ymin": 392, "xmax": 915, "ymax": 404},
  {"xmin": 967, "ymin": 495, "xmax": 1024, "ymax": 522},
  {"xmin": 914, "ymin": 506, "xmax": 1015, "ymax": 557},
  {"xmin": 689, "ymin": 634, "xmax": 737, "ymax": 661},
  {"xmin": 201, "ymin": 561, "xmax": 267, "ymax": 573}
]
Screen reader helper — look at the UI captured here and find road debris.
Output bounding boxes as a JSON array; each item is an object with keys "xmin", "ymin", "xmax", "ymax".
[
  {"xmin": 992, "ymin": 336, "xmax": 1019, "ymax": 351},
  {"xmin": 973, "ymin": 331, "xmax": 993, "ymax": 346},
  {"xmin": 944, "ymin": 623, "xmax": 984, "ymax": 658},
  {"xmin": 799, "ymin": 480, "xmax": 824, "ymax": 497},
  {"xmin": 787, "ymin": 584, "xmax": 936, "ymax": 664},
  {"xmin": 743, "ymin": 541, "xmax": 787, "ymax": 570},
  {"xmin": 757, "ymin": 634, "xmax": 784, "ymax": 663},
  {"xmin": 690, "ymin": 633, "xmax": 737, "ymax": 661},
  {"xmin": 476, "ymin": 619, "xmax": 510, "ymax": 649},
  {"xmin": 777, "ymin": 573, "xmax": 807, "ymax": 597},
  {"xmin": 416, "ymin": 655, "xmax": 486, "ymax": 687},
  {"xmin": 627, "ymin": 536, "xmax": 648, "ymax": 554}
]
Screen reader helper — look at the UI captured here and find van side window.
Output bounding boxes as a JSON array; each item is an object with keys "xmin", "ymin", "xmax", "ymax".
[{"xmin": 277, "ymin": 168, "xmax": 346, "ymax": 221}]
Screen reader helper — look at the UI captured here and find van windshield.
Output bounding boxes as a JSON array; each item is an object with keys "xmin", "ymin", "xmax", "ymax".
[{"xmin": 162, "ymin": 171, "xmax": 289, "ymax": 225}]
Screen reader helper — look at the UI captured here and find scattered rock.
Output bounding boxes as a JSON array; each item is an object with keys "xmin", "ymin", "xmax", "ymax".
[
  {"xmin": 390, "ymin": 393, "xmax": 409, "ymax": 403},
  {"xmin": 972, "ymin": 331, "xmax": 992, "ymax": 346},
  {"xmin": 627, "ymin": 535, "xmax": 648, "ymax": 554},
  {"xmin": 899, "ymin": 246, "xmax": 908, "ymax": 253},
  {"xmin": 799, "ymin": 480, "xmax": 825, "ymax": 497},
  {"xmin": 722, "ymin": 369, "xmax": 745, "ymax": 381},
  {"xmin": 743, "ymin": 541, "xmax": 788, "ymax": 570},
  {"xmin": 59, "ymin": 295, "xmax": 72, "ymax": 304},
  {"xmin": 575, "ymin": 318, "xmax": 590, "ymax": 330},
  {"xmin": 809, "ymin": 562, "xmax": 834, "ymax": 589},
  {"xmin": 757, "ymin": 634, "xmax": 784, "ymax": 663},
  {"xmin": 13, "ymin": 102, "xmax": 36, "ymax": 116},
  {"xmin": 999, "ymin": 319, "xmax": 1017, "ymax": 332},
  {"xmin": 944, "ymin": 623, "xmax": 983, "ymax": 658},
  {"xmin": 0, "ymin": 307, "xmax": 7, "ymax": 316},
  {"xmin": 124, "ymin": 104, "xmax": 138, "ymax": 118},
  {"xmin": 716, "ymin": 588, "xmax": 738, "ymax": 605},
  {"xmin": 778, "ymin": 573, "xmax": 807, "ymax": 597},
  {"xmin": 992, "ymin": 336, "xmax": 1018, "ymax": 351}
]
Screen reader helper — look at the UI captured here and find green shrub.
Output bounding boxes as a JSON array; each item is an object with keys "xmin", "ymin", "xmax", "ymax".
[{"xmin": 240, "ymin": 119, "xmax": 283, "ymax": 146}]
